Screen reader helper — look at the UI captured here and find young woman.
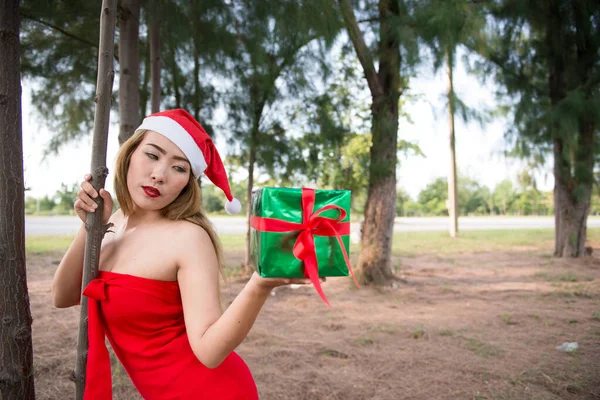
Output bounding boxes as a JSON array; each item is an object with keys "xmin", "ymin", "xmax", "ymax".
[{"xmin": 52, "ymin": 109, "xmax": 317, "ymax": 399}]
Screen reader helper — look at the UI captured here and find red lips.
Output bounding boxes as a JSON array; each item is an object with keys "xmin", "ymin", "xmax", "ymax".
[{"xmin": 142, "ymin": 186, "xmax": 161, "ymax": 198}]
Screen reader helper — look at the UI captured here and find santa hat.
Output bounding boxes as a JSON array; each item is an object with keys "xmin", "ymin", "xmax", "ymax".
[{"xmin": 134, "ymin": 109, "xmax": 242, "ymax": 214}]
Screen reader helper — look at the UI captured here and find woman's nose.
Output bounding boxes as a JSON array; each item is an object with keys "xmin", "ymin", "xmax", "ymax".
[{"xmin": 150, "ymin": 166, "xmax": 166, "ymax": 183}]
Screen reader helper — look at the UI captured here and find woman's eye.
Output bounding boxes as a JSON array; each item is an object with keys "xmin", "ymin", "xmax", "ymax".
[
  {"xmin": 145, "ymin": 152, "xmax": 158, "ymax": 160},
  {"xmin": 174, "ymin": 166, "xmax": 187, "ymax": 173}
]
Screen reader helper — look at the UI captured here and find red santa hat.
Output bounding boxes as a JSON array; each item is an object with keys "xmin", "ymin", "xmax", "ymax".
[{"xmin": 134, "ymin": 109, "xmax": 242, "ymax": 214}]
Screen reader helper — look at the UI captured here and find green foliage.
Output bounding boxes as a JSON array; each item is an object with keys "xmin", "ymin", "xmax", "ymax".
[
  {"xmin": 20, "ymin": 0, "xmax": 235, "ymax": 153},
  {"xmin": 20, "ymin": 0, "xmax": 102, "ymax": 155},
  {"xmin": 24, "ymin": 197, "xmax": 38, "ymax": 215},
  {"xmin": 404, "ymin": 201, "xmax": 424, "ymax": 217},
  {"xmin": 418, "ymin": 177, "xmax": 448, "ymax": 215},
  {"xmin": 412, "ymin": 172, "xmax": 553, "ymax": 216},
  {"xmin": 54, "ymin": 183, "xmax": 79, "ymax": 214},
  {"xmin": 38, "ymin": 195, "xmax": 56, "ymax": 213},
  {"xmin": 415, "ymin": 0, "xmax": 492, "ymax": 125},
  {"xmin": 396, "ymin": 188, "xmax": 412, "ymax": 216},
  {"xmin": 469, "ymin": 1, "xmax": 600, "ymax": 184},
  {"xmin": 492, "ymin": 179, "xmax": 515, "ymax": 215},
  {"xmin": 223, "ymin": 0, "xmax": 342, "ymax": 187},
  {"xmin": 201, "ymin": 184, "xmax": 224, "ymax": 214},
  {"xmin": 24, "ymin": 183, "xmax": 78, "ymax": 216}
]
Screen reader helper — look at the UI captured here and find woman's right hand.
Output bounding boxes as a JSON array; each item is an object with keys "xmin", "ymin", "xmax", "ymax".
[{"xmin": 74, "ymin": 174, "xmax": 114, "ymax": 224}]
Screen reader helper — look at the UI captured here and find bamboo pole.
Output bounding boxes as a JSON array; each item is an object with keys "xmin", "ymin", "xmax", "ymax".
[{"xmin": 73, "ymin": 1, "xmax": 117, "ymax": 398}]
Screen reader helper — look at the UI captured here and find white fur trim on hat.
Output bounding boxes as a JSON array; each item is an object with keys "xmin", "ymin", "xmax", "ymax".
[
  {"xmin": 136, "ymin": 116, "xmax": 207, "ymax": 177},
  {"xmin": 224, "ymin": 197, "xmax": 242, "ymax": 214}
]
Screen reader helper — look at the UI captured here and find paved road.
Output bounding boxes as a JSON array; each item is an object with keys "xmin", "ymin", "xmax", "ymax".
[{"xmin": 24, "ymin": 215, "xmax": 600, "ymax": 236}]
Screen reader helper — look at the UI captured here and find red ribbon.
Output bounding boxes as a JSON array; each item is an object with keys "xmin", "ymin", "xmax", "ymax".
[{"xmin": 250, "ymin": 188, "xmax": 359, "ymax": 306}]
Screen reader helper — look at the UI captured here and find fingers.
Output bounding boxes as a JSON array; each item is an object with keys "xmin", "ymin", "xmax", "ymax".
[
  {"xmin": 81, "ymin": 174, "xmax": 98, "ymax": 199},
  {"xmin": 76, "ymin": 174, "xmax": 108, "ymax": 213},
  {"xmin": 99, "ymin": 188, "xmax": 112, "ymax": 202},
  {"xmin": 74, "ymin": 198, "xmax": 91, "ymax": 213},
  {"xmin": 77, "ymin": 188, "xmax": 98, "ymax": 212}
]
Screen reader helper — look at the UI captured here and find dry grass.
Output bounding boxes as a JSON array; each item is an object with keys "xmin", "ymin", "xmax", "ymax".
[{"xmin": 28, "ymin": 245, "xmax": 600, "ymax": 399}]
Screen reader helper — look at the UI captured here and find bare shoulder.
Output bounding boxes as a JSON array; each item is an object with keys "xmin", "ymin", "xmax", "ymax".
[
  {"xmin": 169, "ymin": 220, "xmax": 218, "ymax": 263},
  {"xmin": 170, "ymin": 219, "xmax": 213, "ymax": 244}
]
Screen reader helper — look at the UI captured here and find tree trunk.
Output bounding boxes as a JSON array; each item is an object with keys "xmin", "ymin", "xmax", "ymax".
[
  {"xmin": 74, "ymin": 2, "xmax": 117, "ymax": 398},
  {"xmin": 548, "ymin": 0, "xmax": 594, "ymax": 258},
  {"xmin": 139, "ymin": 38, "xmax": 149, "ymax": 119},
  {"xmin": 167, "ymin": 32, "xmax": 181, "ymax": 109},
  {"xmin": 356, "ymin": 96, "xmax": 399, "ymax": 285},
  {"xmin": 0, "ymin": 1, "xmax": 36, "ymax": 398},
  {"xmin": 446, "ymin": 48, "xmax": 458, "ymax": 238},
  {"xmin": 117, "ymin": 0, "xmax": 141, "ymax": 145},
  {"xmin": 244, "ymin": 126, "xmax": 258, "ymax": 272},
  {"xmin": 149, "ymin": 17, "xmax": 160, "ymax": 114},
  {"xmin": 553, "ymin": 130, "xmax": 593, "ymax": 257},
  {"xmin": 192, "ymin": 36, "xmax": 201, "ymax": 122},
  {"xmin": 340, "ymin": 0, "xmax": 400, "ymax": 285}
]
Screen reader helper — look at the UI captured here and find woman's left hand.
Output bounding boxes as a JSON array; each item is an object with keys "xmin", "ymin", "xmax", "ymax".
[{"xmin": 249, "ymin": 271, "xmax": 325, "ymax": 295}]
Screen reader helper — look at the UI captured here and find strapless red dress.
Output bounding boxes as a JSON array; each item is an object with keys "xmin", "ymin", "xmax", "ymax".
[{"xmin": 82, "ymin": 271, "xmax": 258, "ymax": 399}]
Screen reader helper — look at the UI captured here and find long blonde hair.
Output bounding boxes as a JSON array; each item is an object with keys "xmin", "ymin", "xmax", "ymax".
[{"xmin": 113, "ymin": 129, "xmax": 225, "ymax": 273}]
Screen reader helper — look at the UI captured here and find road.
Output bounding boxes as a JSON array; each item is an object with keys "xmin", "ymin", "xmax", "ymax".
[{"xmin": 24, "ymin": 215, "xmax": 600, "ymax": 236}]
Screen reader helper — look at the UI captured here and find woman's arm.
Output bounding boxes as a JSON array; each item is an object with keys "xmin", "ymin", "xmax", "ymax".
[
  {"xmin": 52, "ymin": 224, "xmax": 87, "ymax": 308},
  {"xmin": 176, "ymin": 223, "xmax": 312, "ymax": 368}
]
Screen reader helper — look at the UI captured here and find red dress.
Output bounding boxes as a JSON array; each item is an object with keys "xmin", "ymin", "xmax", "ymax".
[{"xmin": 82, "ymin": 271, "xmax": 258, "ymax": 400}]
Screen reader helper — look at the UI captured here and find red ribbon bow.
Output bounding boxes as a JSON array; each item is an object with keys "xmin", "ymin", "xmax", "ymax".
[
  {"xmin": 82, "ymin": 277, "xmax": 113, "ymax": 399},
  {"xmin": 250, "ymin": 188, "xmax": 359, "ymax": 306}
]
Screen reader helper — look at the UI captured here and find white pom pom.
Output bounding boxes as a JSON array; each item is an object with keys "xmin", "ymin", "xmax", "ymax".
[{"xmin": 224, "ymin": 197, "xmax": 242, "ymax": 214}]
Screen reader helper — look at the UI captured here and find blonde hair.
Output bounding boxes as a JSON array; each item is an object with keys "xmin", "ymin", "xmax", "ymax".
[{"xmin": 114, "ymin": 129, "xmax": 225, "ymax": 275}]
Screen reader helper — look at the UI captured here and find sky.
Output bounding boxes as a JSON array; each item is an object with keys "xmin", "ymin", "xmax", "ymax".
[{"xmin": 21, "ymin": 52, "xmax": 554, "ymax": 202}]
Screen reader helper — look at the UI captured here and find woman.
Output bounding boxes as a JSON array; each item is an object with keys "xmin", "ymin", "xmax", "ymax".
[{"xmin": 52, "ymin": 109, "xmax": 316, "ymax": 399}]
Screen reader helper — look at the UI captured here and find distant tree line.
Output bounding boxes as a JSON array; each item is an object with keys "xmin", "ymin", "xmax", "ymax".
[{"xmin": 32, "ymin": 170, "xmax": 600, "ymax": 218}]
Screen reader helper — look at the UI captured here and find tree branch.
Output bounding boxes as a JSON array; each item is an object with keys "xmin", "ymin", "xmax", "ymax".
[
  {"xmin": 357, "ymin": 17, "xmax": 378, "ymax": 24},
  {"xmin": 336, "ymin": 0, "xmax": 383, "ymax": 98},
  {"xmin": 463, "ymin": 42, "xmax": 544, "ymax": 97},
  {"xmin": 20, "ymin": 11, "xmax": 119, "ymax": 62}
]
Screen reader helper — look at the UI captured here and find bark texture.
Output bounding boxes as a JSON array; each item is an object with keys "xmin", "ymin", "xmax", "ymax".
[
  {"xmin": 74, "ymin": 1, "xmax": 117, "ymax": 398},
  {"xmin": 118, "ymin": 0, "xmax": 141, "ymax": 144},
  {"xmin": 0, "ymin": 0, "xmax": 35, "ymax": 398}
]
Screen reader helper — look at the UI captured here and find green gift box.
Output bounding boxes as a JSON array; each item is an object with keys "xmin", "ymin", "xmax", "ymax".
[{"xmin": 250, "ymin": 187, "xmax": 352, "ymax": 280}]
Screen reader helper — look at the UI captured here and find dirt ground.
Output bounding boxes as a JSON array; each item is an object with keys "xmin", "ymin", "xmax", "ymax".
[{"xmin": 28, "ymin": 246, "xmax": 600, "ymax": 400}]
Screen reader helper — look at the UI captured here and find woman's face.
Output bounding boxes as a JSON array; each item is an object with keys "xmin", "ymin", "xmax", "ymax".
[{"xmin": 126, "ymin": 130, "xmax": 191, "ymax": 212}]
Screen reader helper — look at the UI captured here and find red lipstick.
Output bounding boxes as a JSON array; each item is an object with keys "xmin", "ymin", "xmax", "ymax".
[{"xmin": 142, "ymin": 186, "xmax": 161, "ymax": 198}]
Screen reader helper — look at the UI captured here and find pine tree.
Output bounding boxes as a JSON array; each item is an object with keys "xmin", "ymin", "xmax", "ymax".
[
  {"xmin": 222, "ymin": 0, "xmax": 341, "ymax": 270},
  {"xmin": 416, "ymin": 0, "xmax": 488, "ymax": 237},
  {"xmin": 334, "ymin": 0, "xmax": 420, "ymax": 285},
  {"xmin": 472, "ymin": 0, "xmax": 600, "ymax": 256}
]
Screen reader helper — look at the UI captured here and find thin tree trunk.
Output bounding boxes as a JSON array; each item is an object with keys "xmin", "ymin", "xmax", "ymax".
[
  {"xmin": 139, "ymin": 38, "xmax": 149, "ymax": 119},
  {"xmin": 192, "ymin": 35, "xmax": 201, "ymax": 121},
  {"xmin": 74, "ymin": 2, "xmax": 117, "ymax": 398},
  {"xmin": 149, "ymin": 17, "xmax": 160, "ymax": 114},
  {"xmin": 244, "ymin": 126, "xmax": 258, "ymax": 272},
  {"xmin": 192, "ymin": 43, "xmax": 202, "ymax": 201},
  {"xmin": 446, "ymin": 48, "xmax": 458, "ymax": 237},
  {"xmin": 117, "ymin": 0, "xmax": 141, "ymax": 145},
  {"xmin": 0, "ymin": 0, "xmax": 35, "ymax": 398},
  {"xmin": 167, "ymin": 33, "xmax": 181, "ymax": 109}
]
